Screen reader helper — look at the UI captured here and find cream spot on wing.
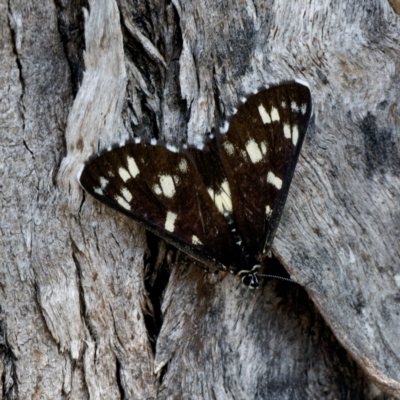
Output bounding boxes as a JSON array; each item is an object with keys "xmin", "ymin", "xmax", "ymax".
[
  {"xmin": 281, "ymin": 101, "xmax": 286, "ymax": 108},
  {"xmin": 283, "ymin": 124, "xmax": 291, "ymax": 139},
  {"xmin": 115, "ymin": 195, "xmax": 131, "ymax": 210},
  {"xmin": 166, "ymin": 144, "xmax": 178, "ymax": 153},
  {"xmin": 266, "ymin": 205, "xmax": 272, "ymax": 217},
  {"xmin": 173, "ymin": 175, "xmax": 180, "ymax": 186},
  {"xmin": 267, "ymin": 171, "xmax": 283, "ymax": 189},
  {"xmin": 292, "ymin": 125, "xmax": 299, "ymax": 145},
  {"xmin": 220, "ymin": 180, "xmax": 233, "ymax": 213},
  {"xmin": 207, "ymin": 180, "xmax": 232, "ymax": 214},
  {"xmin": 214, "ymin": 195, "xmax": 224, "ymax": 214},
  {"xmin": 121, "ymin": 187, "xmax": 132, "ymax": 202},
  {"xmin": 232, "ymin": 107, "xmax": 238, "ymax": 115},
  {"xmin": 223, "ymin": 141, "xmax": 235, "ymax": 156},
  {"xmin": 260, "ymin": 141, "xmax": 267, "ymax": 155},
  {"xmin": 153, "ymin": 184, "xmax": 162, "ymax": 195},
  {"xmin": 220, "ymin": 121, "xmax": 229, "ymax": 134},
  {"xmin": 258, "ymin": 104, "xmax": 271, "ymax": 124},
  {"xmin": 301, "ymin": 103, "xmax": 307, "ymax": 114},
  {"xmin": 100, "ymin": 177, "xmax": 109, "ymax": 189},
  {"xmin": 159, "ymin": 175, "xmax": 176, "ymax": 198},
  {"xmin": 179, "ymin": 159, "xmax": 188, "ymax": 173},
  {"xmin": 192, "ymin": 235, "xmax": 202, "ymax": 245},
  {"xmin": 150, "ymin": 138, "xmax": 157, "ymax": 145},
  {"xmin": 291, "ymin": 101, "xmax": 299, "ymax": 112},
  {"xmin": 270, "ymin": 107, "xmax": 280, "ymax": 122},
  {"xmin": 94, "ymin": 188, "xmax": 103, "ymax": 195},
  {"xmin": 118, "ymin": 167, "xmax": 131, "ymax": 182},
  {"xmin": 165, "ymin": 211, "xmax": 177, "ymax": 232},
  {"xmin": 245, "ymin": 139, "xmax": 263, "ymax": 163},
  {"xmin": 127, "ymin": 156, "xmax": 140, "ymax": 177}
]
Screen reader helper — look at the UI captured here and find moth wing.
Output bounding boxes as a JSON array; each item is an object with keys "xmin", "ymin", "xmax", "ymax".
[
  {"xmin": 217, "ymin": 83, "xmax": 312, "ymax": 258},
  {"xmin": 79, "ymin": 143, "xmax": 240, "ymax": 272}
]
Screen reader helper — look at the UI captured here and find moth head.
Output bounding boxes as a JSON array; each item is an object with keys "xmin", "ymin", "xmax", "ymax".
[{"xmin": 238, "ymin": 264, "xmax": 261, "ymax": 289}]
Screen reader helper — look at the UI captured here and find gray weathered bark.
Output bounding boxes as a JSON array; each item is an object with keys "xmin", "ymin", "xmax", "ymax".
[{"xmin": 1, "ymin": 0, "xmax": 400, "ymax": 398}]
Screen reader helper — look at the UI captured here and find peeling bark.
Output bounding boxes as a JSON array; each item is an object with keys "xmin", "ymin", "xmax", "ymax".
[{"xmin": 1, "ymin": 0, "xmax": 400, "ymax": 398}]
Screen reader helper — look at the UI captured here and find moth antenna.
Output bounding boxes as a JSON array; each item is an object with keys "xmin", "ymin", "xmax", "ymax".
[{"xmin": 258, "ymin": 274, "xmax": 304, "ymax": 287}]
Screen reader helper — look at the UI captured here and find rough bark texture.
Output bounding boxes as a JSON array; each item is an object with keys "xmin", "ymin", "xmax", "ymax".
[{"xmin": 1, "ymin": 0, "xmax": 400, "ymax": 399}]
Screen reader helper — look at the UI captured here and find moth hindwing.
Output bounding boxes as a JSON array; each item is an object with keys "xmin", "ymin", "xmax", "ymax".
[{"xmin": 79, "ymin": 82, "xmax": 312, "ymax": 288}]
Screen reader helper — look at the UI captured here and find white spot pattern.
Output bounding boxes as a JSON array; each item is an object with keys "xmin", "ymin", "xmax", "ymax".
[
  {"xmin": 121, "ymin": 187, "xmax": 132, "ymax": 202},
  {"xmin": 119, "ymin": 167, "xmax": 131, "ymax": 182},
  {"xmin": 267, "ymin": 171, "xmax": 283, "ymax": 189},
  {"xmin": 270, "ymin": 107, "xmax": 280, "ymax": 122},
  {"xmin": 159, "ymin": 175, "xmax": 176, "ymax": 198},
  {"xmin": 127, "ymin": 157, "xmax": 140, "ymax": 178},
  {"xmin": 192, "ymin": 235, "xmax": 202, "ymax": 245},
  {"xmin": 100, "ymin": 177, "xmax": 109, "ymax": 189},
  {"xmin": 283, "ymin": 124, "xmax": 291, "ymax": 139},
  {"xmin": 150, "ymin": 138, "xmax": 157, "ymax": 145},
  {"xmin": 165, "ymin": 211, "xmax": 177, "ymax": 232},
  {"xmin": 245, "ymin": 139, "xmax": 263, "ymax": 164},
  {"xmin": 258, "ymin": 104, "xmax": 271, "ymax": 124},
  {"xmin": 260, "ymin": 141, "xmax": 267, "ymax": 155},
  {"xmin": 153, "ymin": 184, "xmax": 162, "ymax": 195},
  {"xmin": 300, "ymin": 103, "xmax": 307, "ymax": 114},
  {"xmin": 292, "ymin": 125, "xmax": 299, "ymax": 145},
  {"xmin": 166, "ymin": 144, "xmax": 178, "ymax": 153},
  {"xmin": 207, "ymin": 180, "xmax": 233, "ymax": 214},
  {"xmin": 266, "ymin": 205, "xmax": 272, "ymax": 217},
  {"xmin": 173, "ymin": 175, "xmax": 180, "ymax": 185},
  {"xmin": 220, "ymin": 181, "xmax": 233, "ymax": 213},
  {"xmin": 223, "ymin": 141, "xmax": 235, "ymax": 156},
  {"xmin": 291, "ymin": 101, "xmax": 299, "ymax": 112},
  {"xmin": 115, "ymin": 195, "xmax": 131, "ymax": 210},
  {"xmin": 179, "ymin": 159, "xmax": 188, "ymax": 173}
]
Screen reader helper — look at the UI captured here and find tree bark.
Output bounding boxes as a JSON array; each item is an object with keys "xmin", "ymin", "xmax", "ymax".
[{"xmin": 1, "ymin": 0, "xmax": 400, "ymax": 398}]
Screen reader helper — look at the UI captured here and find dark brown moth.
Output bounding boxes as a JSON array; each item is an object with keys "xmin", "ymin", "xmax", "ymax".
[{"xmin": 79, "ymin": 82, "xmax": 312, "ymax": 288}]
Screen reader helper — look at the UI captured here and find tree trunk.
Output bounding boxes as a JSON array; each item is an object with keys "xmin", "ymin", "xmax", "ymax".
[{"xmin": 1, "ymin": 0, "xmax": 400, "ymax": 398}]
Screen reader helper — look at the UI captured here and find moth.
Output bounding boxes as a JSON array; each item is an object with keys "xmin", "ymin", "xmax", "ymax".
[{"xmin": 79, "ymin": 82, "xmax": 312, "ymax": 288}]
